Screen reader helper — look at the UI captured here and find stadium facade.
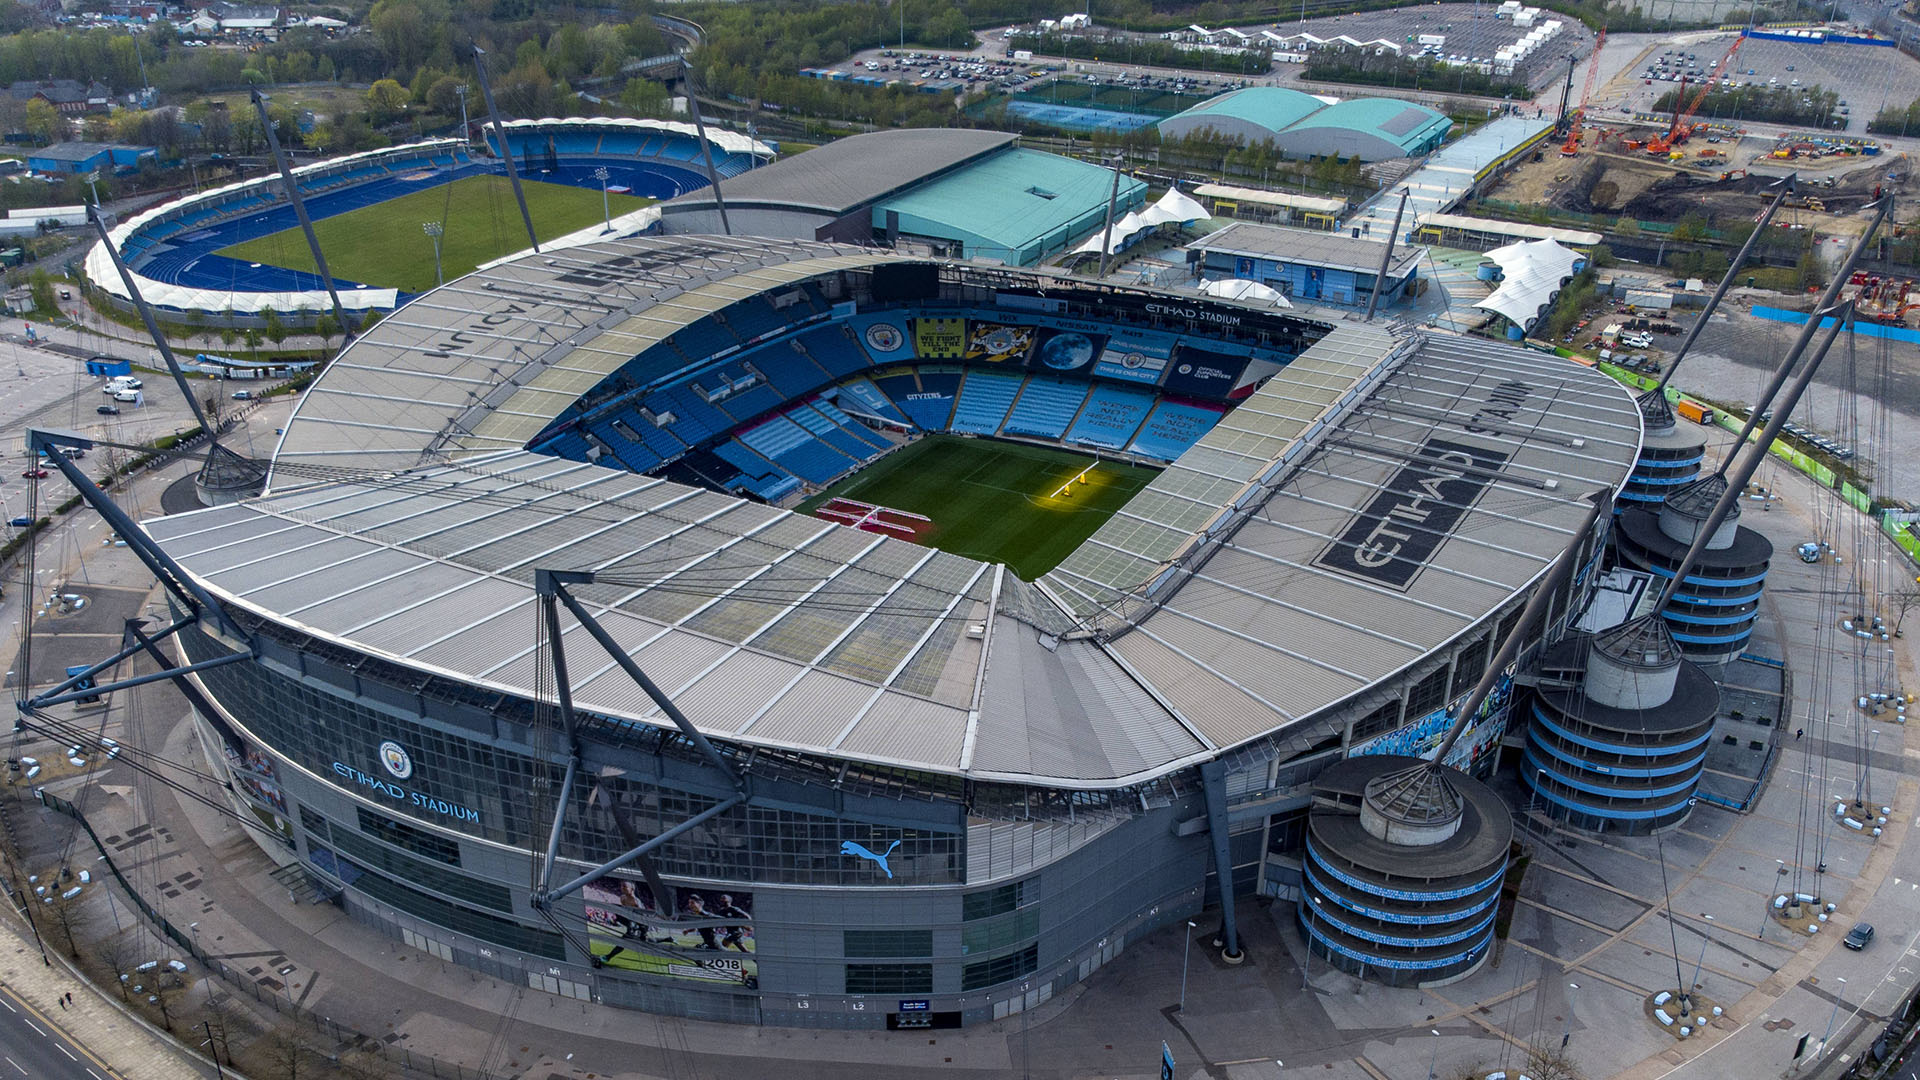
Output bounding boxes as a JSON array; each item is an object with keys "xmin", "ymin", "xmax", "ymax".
[{"xmin": 145, "ymin": 234, "xmax": 1640, "ymax": 1028}]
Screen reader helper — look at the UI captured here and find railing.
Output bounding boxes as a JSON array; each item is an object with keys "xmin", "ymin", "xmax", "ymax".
[{"xmin": 37, "ymin": 789, "xmax": 516, "ymax": 1080}]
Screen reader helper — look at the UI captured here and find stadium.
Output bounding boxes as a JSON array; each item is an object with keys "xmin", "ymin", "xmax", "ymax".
[
  {"xmin": 131, "ymin": 229, "xmax": 1641, "ymax": 1027},
  {"xmin": 82, "ymin": 118, "xmax": 769, "ymax": 323}
]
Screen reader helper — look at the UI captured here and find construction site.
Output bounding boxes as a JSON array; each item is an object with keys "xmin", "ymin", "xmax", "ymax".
[{"xmin": 1474, "ymin": 24, "xmax": 1918, "ymax": 315}]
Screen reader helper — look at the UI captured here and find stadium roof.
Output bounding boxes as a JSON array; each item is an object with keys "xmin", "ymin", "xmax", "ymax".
[
  {"xmin": 1281, "ymin": 97, "xmax": 1453, "ymax": 157},
  {"xmin": 1159, "ymin": 87, "xmax": 1326, "ymax": 140},
  {"xmin": 489, "ymin": 116, "xmax": 773, "ymax": 159},
  {"xmin": 875, "ymin": 147, "xmax": 1144, "ymax": 262},
  {"xmin": 1189, "ymin": 221, "xmax": 1425, "ymax": 279},
  {"xmin": 662, "ymin": 129, "xmax": 1017, "ymax": 218},
  {"xmin": 143, "ymin": 235, "xmax": 1639, "ymax": 788}
]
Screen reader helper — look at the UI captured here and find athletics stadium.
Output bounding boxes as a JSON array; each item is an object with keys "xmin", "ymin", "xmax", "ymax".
[
  {"xmin": 119, "ymin": 223, "xmax": 1645, "ymax": 1027},
  {"xmin": 82, "ymin": 118, "xmax": 769, "ymax": 322}
]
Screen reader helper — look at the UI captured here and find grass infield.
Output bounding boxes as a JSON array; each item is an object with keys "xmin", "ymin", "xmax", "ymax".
[
  {"xmin": 796, "ymin": 435, "xmax": 1158, "ymax": 580},
  {"xmin": 216, "ymin": 174, "xmax": 652, "ymax": 293}
]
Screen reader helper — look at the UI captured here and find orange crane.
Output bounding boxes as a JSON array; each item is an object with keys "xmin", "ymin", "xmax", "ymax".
[
  {"xmin": 1561, "ymin": 27, "xmax": 1607, "ymax": 156},
  {"xmin": 1648, "ymin": 34, "xmax": 1746, "ymax": 155}
]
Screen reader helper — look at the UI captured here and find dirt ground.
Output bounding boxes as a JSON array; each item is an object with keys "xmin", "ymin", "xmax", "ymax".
[{"xmin": 1489, "ymin": 134, "xmax": 1914, "ymax": 226}]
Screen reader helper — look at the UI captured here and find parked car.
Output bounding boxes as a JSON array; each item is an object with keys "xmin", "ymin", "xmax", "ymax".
[
  {"xmin": 1844, "ymin": 923, "xmax": 1875, "ymax": 950},
  {"xmin": 231, "ymin": 389, "xmax": 253, "ymax": 400},
  {"xmin": 96, "ymin": 404, "xmax": 119, "ymax": 415},
  {"xmin": 20, "ymin": 467, "xmax": 47, "ymax": 478}
]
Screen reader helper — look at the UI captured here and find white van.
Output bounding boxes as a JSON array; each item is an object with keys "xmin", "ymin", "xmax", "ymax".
[{"xmin": 112, "ymin": 388, "xmax": 140, "ymax": 402}]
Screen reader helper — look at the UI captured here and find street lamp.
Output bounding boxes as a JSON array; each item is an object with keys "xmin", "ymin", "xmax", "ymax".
[
  {"xmin": 422, "ymin": 221, "xmax": 444, "ymax": 287},
  {"xmin": 455, "ymin": 84, "xmax": 470, "ymax": 144},
  {"xmin": 1819, "ymin": 976, "xmax": 1848, "ymax": 1057},
  {"xmin": 593, "ymin": 166, "xmax": 612, "ymax": 234},
  {"xmin": 1762, "ymin": 859, "xmax": 1785, "ymax": 934},
  {"xmin": 1685, "ymin": 914, "xmax": 1714, "ymax": 1015},
  {"xmin": 1425, "ymin": 1028, "xmax": 1441, "ymax": 1080},
  {"xmin": 1563, "ymin": 982, "xmax": 1579, "ymax": 1047},
  {"xmin": 1178, "ymin": 920, "xmax": 1197, "ymax": 1012}
]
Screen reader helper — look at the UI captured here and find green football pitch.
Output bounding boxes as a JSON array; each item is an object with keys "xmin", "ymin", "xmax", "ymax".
[
  {"xmin": 216, "ymin": 175, "xmax": 653, "ymax": 293},
  {"xmin": 795, "ymin": 436, "xmax": 1159, "ymax": 580}
]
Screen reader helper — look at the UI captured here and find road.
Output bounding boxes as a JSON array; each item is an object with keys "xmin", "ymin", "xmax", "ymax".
[{"xmin": 0, "ymin": 983, "xmax": 119, "ymax": 1080}]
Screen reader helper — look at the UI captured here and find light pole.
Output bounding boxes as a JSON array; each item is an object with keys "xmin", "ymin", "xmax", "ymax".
[
  {"xmin": 1563, "ymin": 982, "xmax": 1579, "ymax": 1047},
  {"xmin": 84, "ymin": 170, "xmax": 100, "ymax": 208},
  {"xmin": 1762, "ymin": 859, "xmax": 1785, "ymax": 934},
  {"xmin": 1425, "ymin": 1028, "xmax": 1441, "ymax": 1080},
  {"xmin": 1861, "ymin": 728, "xmax": 1880, "ymax": 807},
  {"xmin": 422, "ymin": 222, "xmax": 444, "ymax": 287},
  {"xmin": 1178, "ymin": 920, "xmax": 1197, "ymax": 1011},
  {"xmin": 1685, "ymin": 914, "xmax": 1714, "ymax": 1015},
  {"xmin": 593, "ymin": 166, "xmax": 612, "ymax": 233},
  {"xmin": 1819, "ymin": 976, "xmax": 1848, "ymax": 1057},
  {"xmin": 455, "ymin": 84, "xmax": 470, "ymax": 144}
]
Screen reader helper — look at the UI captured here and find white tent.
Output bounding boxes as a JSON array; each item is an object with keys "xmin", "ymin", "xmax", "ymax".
[
  {"xmin": 1471, "ymin": 238, "xmax": 1584, "ymax": 331},
  {"xmin": 1149, "ymin": 185, "xmax": 1208, "ymax": 225},
  {"xmin": 1198, "ymin": 278, "xmax": 1294, "ymax": 308}
]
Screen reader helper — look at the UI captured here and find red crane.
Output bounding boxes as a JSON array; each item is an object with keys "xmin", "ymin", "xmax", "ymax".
[
  {"xmin": 1561, "ymin": 28, "xmax": 1607, "ymax": 156},
  {"xmin": 1649, "ymin": 34, "xmax": 1746, "ymax": 155}
]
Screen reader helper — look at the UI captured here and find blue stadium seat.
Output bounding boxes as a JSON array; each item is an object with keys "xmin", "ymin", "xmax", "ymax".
[
  {"xmin": 1065, "ymin": 384, "xmax": 1156, "ymax": 450},
  {"xmin": 796, "ymin": 326, "xmax": 871, "ymax": 378},
  {"xmin": 713, "ymin": 440, "xmax": 801, "ymax": 501},
  {"xmin": 658, "ymin": 139, "xmax": 703, "ymax": 162},
  {"xmin": 667, "ymin": 319, "xmax": 740, "ymax": 363},
  {"xmin": 714, "ymin": 383, "xmax": 783, "ymax": 422},
  {"xmin": 1001, "ymin": 376, "xmax": 1091, "ymax": 440},
  {"xmin": 773, "ymin": 440, "xmax": 857, "ymax": 486},
  {"xmin": 753, "ymin": 346, "xmax": 832, "ymax": 399},
  {"xmin": 789, "ymin": 401, "xmax": 886, "ymax": 461},
  {"xmin": 585, "ymin": 418, "xmax": 663, "ymax": 473},
  {"xmin": 810, "ymin": 399, "xmax": 889, "ymax": 450},
  {"xmin": 599, "ymin": 132, "xmax": 643, "ymax": 155},
  {"xmin": 1128, "ymin": 400, "xmax": 1226, "ymax": 461},
  {"xmin": 949, "ymin": 371, "xmax": 1024, "ymax": 436},
  {"xmin": 718, "ymin": 300, "xmax": 791, "ymax": 343},
  {"xmin": 737, "ymin": 415, "xmax": 812, "ymax": 460},
  {"xmin": 834, "ymin": 378, "xmax": 909, "ymax": 426}
]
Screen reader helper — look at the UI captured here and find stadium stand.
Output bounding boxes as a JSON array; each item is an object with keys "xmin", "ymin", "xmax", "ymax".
[
  {"xmin": 753, "ymin": 346, "xmax": 833, "ymax": 399},
  {"xmin": 796, "ymin": 325, "xmax": 874, "ymax": 379},
  {"xmin": 892, "ymin": 368, "xmax": 959, "ymax": 431},
  {"xmin": 666, "ymin": 319, "xmax": 741, "ymax": 364},
  {"xmin": 1002, "ymin": 376, "xmax": 1093, "ymax": 441},
  {"xmin": 1129, "ymin": 400, "xmax": 1227, "ymax": 460},
  {"xmin": 1065, "ymin": 384, "xmax": 1157, "ymax": 451},
  {"xmin": 739, "ymin": 414, "xmax": 858, "ymax": 486},
  {"xmin": 836, "ymin": 378, "xmax": 910, "ymax": 426},
  {"xmin": 950, "ymin": 371, "xmax": 1025, "ymax": 436},
  {"xmin": 713, "ymin": 440, "xmax": 802, "ymax": 502},
  {"xmin": 790, "ymin": 400, "xmax": 884, "ymax": 462},
  {"xmin": 712, "ymin": 381, "xmax": 785, "ymax": 422}
]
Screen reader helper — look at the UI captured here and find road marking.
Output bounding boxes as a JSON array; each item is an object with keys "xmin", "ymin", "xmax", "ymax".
[
  {"xmin": 54, "ymin": 1048, "xmax": 72, "ymax": 1063},
  {"xmin": 23, "ymin": 1020, "xmax": 43, "ymax": 1037},
  {"xmin": 5, "ymin": 1057, "xmax": 23, "ymax": 1075},
  {"xmin": 0, "ymin": 998, "xmax": 13, "ymax": 1013}
]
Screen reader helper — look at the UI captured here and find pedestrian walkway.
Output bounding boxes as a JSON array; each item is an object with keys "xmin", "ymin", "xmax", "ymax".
[{"xmin": 0, "ymin": 917, "xmax": 213, "ymax": 1080}]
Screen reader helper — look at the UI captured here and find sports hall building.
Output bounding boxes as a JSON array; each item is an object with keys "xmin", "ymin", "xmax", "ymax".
[{"xmin": 145, "ymin": 234, "xmax": 1640, "ymax": 1028}]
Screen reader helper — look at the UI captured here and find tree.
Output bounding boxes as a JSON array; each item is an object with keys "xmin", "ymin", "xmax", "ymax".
[
  {"xmin": 1525, "ymin": 1044, "xmax": 1584, "ymax": 1080},
  {"xmin": 22, "ymin": 98, "xmax": 59, "ymax": 143},
  {"xmin": 38, "ymin": 877, "xmax": 89, "ymax": 958},
  {"xmin": 264, "ymin": 1026, "xmax": 318, "ymax": 1080},
  {"xmin": 263, "ymin": 308, "xmax": 288, "ymax": 347},
  {"xmin": 313, "ymin": 310, "xmax": 340, "ymax": 351},
  {"xmin": 619, "ymin": 79, "xmax": 669, "ymax": 118},
  {"xmin": 424, "ymin": 74, "xmax": 463, "ymax": 115},
  {"xmin": 366, "ymin": 78, "xmax": 409, "ymax": 124},
  {"xmin": 28, "ymin": 268, "xmax": 56, "ymax": 315}
]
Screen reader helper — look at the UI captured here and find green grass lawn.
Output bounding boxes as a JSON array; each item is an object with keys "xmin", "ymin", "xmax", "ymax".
[
  {"xmin": 796, "ymin": 436, "xmax": 1158, "ymax": 580},
  {"xmin": 216, "ymin": 175, "xmax": 653, "ymax": 293}
]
